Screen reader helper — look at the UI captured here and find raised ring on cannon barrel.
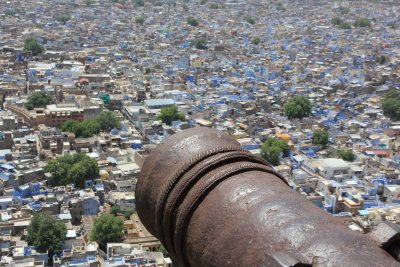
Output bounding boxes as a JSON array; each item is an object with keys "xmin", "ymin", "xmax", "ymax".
[{"xmin": 136, "ymin": 127, "xmax": 400, "ymax": 267}]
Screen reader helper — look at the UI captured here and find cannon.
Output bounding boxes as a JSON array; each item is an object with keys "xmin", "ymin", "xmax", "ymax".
[{"xmin": 136, "ymin": 127, "xmax": 400, "ymax": 266}]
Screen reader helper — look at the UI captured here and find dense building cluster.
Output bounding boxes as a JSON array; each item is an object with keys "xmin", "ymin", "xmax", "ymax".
[{"xmin": 1, "ymin": 0, "xmax": 400, "ymax": 266}]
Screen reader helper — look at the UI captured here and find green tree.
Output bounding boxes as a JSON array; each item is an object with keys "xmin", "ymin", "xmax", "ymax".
[
  {"xmin": 261, "ymin": 146, "xmax": 282, "ymax": 166},
  {"xmin": 35, "ymin": 23, "xmax": 44, "ymax": 29},
  {"xmin": 375, "ymin": 55, "xmax": 387, "ymax": 64},
  {"xmin": 388, "ymin": 22, "xmax": 397, "ymax": 29},
  {"xmin": 135, "ymin": 16, "xmax": 145, "ymax": 24},
  {"xmin": 61, "ymin": 120, "xmax": 78, "ymax": 133},
  {"xmin": 338, "ymin": 7, "xmax": 350, "ymax": 14},
  {"xmin": 61, "ymin": 120, "xmax": 100, "ymax": 138},
  {"xmin": 96, "ymin": 111, "xmax": 121, "ymax": 131},
  {"xmin": 260, "ymin": 138, "xmax": 290, "ymax": 166},
  {"xmin": 251, "ymin": 37, "xmax": 261, "ymax": 45},
  {"xmin": 90, "ymin": 214, "xmax": 124, "ymax": 246},
  {"xmin": 135, "ymin": 0, "xmax": 144, "ymax": 6},
  {"xmin": 353, "ymin": 18, "xmax": 371, "ymax": 27},
  {"xmin": 156, "ymin": 106, "xmax": 185, "ymax": 125},
  {"xmin": 275, "ymin": 2, "xmax": 286, "ymax": 11},
  {"xmin": 82, "ymin": 119, "xmax": 101, "ymax": 137},
  {"xmin": 263, "ymin": 138, "xmax": 290, "ymax": 154},
  {"xmin": 23, "ymin": 37, "xmax": 44, "ymax": 56},
  {"xmin": 57, "ymin": 15, "xmax": 71, "ymax": 24},
  {"xmin": 245, "ymin": 16, "xmax": 256, "ymax": 25},
  {"xmin": 200, "ymin": 0, "xmax": 207, "ymax": 4},
  {"xmin": 61, "ymin": 111, "xmax": 119, "ymax": 137},
  {"xmin": 339, "ymin": 22, "xmax": 352, "ymax": 29},
  {"xmin": 337, "ymin": 150, "xmax": 356, "ymax": 162},
  {"xmin": 382, "ymin": 91, "xmax": 400, "ymax": 121},
  {"xmin": 194, "ymin": 37, "xmax": 207, "ymax": 49},
  {"xmin": 44, "ymin": 153, "xmax": 99, "ymax": 188},
  {"xmin": 110, "ymin": 206, "xmax": 120, "ymax": 216},
  {"xmin": 312, "ymin": 129, "xmax": 329, "ymax": 148},
  {"xmin": 210, "ymin": 3, "xmax": 219, "ymax": 9},
  {"xmin": 84, "ymin": 0, "xmax": 93, "ymax": 6},
  {"xmin": 25, "ymin": 91, "xmax": 51, "ymax": 110},
  {"xmin": 144, "ymin": 67, "xmax": 153, "ymax": 74},
  {"xmin": 187, "ymin": 16, "xmax": 199, "ymax": 26},
  {"xmin": 124, "ymin": 208, "xmax": 134, "ymax": 219},
  {"xmin": 283, "ymin": 96, "xmax": 312, "ymax": 120},
  {"xmin": 26, "ymin": 213, "xmax": 67, "ymax": 258},
  {"xmin": 331, "ymin": 17, "xmax": 344, "ymax": 25}
]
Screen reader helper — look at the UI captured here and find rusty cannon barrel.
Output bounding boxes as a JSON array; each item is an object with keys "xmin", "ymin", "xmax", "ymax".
[{"xmin": 136, "ymin": 127, "xmax": 400, "ymax": 267}]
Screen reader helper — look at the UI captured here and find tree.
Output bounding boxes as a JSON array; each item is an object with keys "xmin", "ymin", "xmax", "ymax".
[
  {"xmin": 331, "ymin": 17, "xmax": 344, "ymax": 25},
  {"xmin": 245, "ymin": 16, "xmax": 256, "ymax": 25},
  {"xmin": 57, "ymin": 15, "xmax": 71, "ymax": 24},
  {"xmin": 337, "ymin": 150, "xmax": 356, "ymax": 162},
  {"xmin": 388, "ymin": 22, "xmax": 397, "ymax": 29},
  {"xmin": 25, "ymin": 91, "xmax": 51, "ymax": 110},
  {"xmin": 376, "ymin": 55, "xmax": 387, "ymax": 64},
  {"xmin": 82, "ymin": 119, "xmax": 101, "ymax": 137},
  {"xmin": 135, "ymin": 16, "xmax": 145, "ymax": 24},
  {"xmin": 110, "ymin": 206, "xmax": 120, "ymax": 216},
  {"xmin": 339, "ymin": 22, "xmax": 352, "ymax": 29},
  {"xmin": 187, "ymin": 16, "xmax": 199, "ymax": 26},
  {"xmin": 312, "ymin": 129, "xmax": 329, "ymax": 148},
  {"xmin": 84, "ymin": 0, "xmax": 93, "ymax": 6},
  {"xmin": 283, "ymin": 96, "xmax": 312, "ymax": 120},
  {"xmin": 263, "ymin": 138, "xmax": 290, "ymax": 155},
  {"xmin": 61, "ymin": 120, "xmax": 78, "ymax": 133},
  {"xmin": 44, "ymin": 153, "xmax": 99, "ymax": 188},
  {"xmin": 90, "ymin": 214, "xmax": 124, "ymax": 246},
  {"xmin": 144, "ymin": 67, "xmax": 153, "ymax": 74},
  {"xmin": 61, "ymin": 111, "xmax": 120, "ymax": 137},
  {"xmin": 26, "ymin": 213, "xmax": 67, "ymax": 258},
  {"xmin": 382, "ymin": 91, "xmax": 400, "ymax": 121},
  {"xmin": 156, "ymin": 106, "xmax": 185, "ymax": 126},
  {"xmin": 23, "ymin": 37, "xmax": 44, "ymax": 56},
  {"xmin": 61, "ymin": 119, "xmax": 101, "ymax": 138},
  {"xmin": 353, "ymin": 18, "xmax": 371, "ymax": 27},
  {"xmin": 200, "ymin": 0, "xmax": 207, "ymax": 4},
  {"xmin": 275, "ymin": 2, "xmax": 286, "ymax": 11},
  {"xmin": 35, "ymin": 23, "xmax": 44, "ymax": 29},
  {"xmin": 260, "ymin": 138, "xmax": 290, "ymax": 166},
  {"xmin": 210, "ymin": 3, "xmax": 219, "ymax": 9},
  {"xmin": 135, "ymin": 0, "xmax": 144, "ymax": 7},
  {"xmin": 96, "ymin": 111, "xmax": 121, "ymax": 131},
  {"xmin": 251, "ymin": 37, "xmax": 261, "ymax": 45},
  {"xmin": 338, "ymin": 7, "xmax": 350, "ymax": 15},
  {"xmin": 261, "ymin": 146, "xmax": 282, "ymax": 166},
  {"xmin": 194, "ymin": 37, "xmax": 207, "ymax": 49},
  {"xmin": 124, "ymin": 208, "xmax": 134, "ymax": 219}
]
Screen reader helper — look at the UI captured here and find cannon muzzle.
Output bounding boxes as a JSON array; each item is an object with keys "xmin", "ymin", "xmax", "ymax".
[{"xmin": 136, "ymin": 127, "xmax": 400, "ymax": 267}]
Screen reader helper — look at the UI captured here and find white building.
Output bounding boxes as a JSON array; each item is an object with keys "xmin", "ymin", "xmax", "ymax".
[{"xmin": 303, "ymin": 158, "xmax": 361, "ymax": 182}]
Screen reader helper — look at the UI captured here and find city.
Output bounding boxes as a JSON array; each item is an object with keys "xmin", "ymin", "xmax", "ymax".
[{"xmin": 1, "ymin": 0, "xmax": 400, "ymax": 266}]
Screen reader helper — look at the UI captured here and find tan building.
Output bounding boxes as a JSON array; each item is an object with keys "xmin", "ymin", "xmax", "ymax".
[{"xmin": 44, "ymin": 104, "xmax": 84, "ymax": 127}]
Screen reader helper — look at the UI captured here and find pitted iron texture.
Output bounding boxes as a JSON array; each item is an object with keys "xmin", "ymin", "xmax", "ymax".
[
  {"xmin": 161, "ymin": 150, "xmax": 287, "ymax": 257},
  {"xmin": 136, "ymin": 127, "xmax": 244, "ymax": 237},
  {"xmin": 136, "ymin": 127, "xmax": 400, "ymax": 267}
]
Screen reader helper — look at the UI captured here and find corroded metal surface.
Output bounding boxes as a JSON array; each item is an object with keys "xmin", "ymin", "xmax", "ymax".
[{"xmin": 136, "ymin": 127, "xmax": 400, "ymax": 267}]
